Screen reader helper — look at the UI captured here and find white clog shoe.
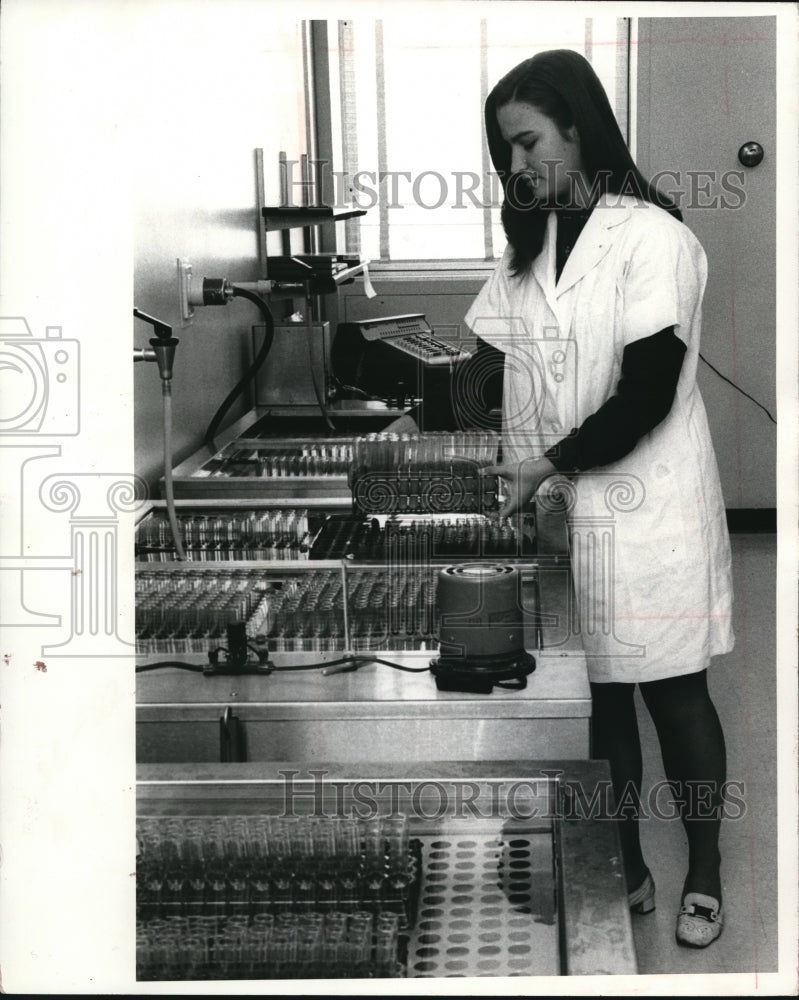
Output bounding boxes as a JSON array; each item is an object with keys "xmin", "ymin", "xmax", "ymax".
[{"xmin": 676, "ymin": 892, "xmax": 724, "ymax": 948}]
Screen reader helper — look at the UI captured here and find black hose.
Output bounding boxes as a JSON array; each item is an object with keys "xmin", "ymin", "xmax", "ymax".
[
  {"xmin": 135, "ymin": 662, "xmax": 205, "ymax": 673},
  {"xmin": 203, "ymin": 287, "xmax": 276, "ymax": 451},
  {"xmin": 135, "ymin": 654, "xmax": 430, "ymax": 674}
]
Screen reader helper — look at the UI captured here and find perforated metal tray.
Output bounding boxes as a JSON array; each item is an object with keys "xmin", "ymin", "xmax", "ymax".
[{"xmin": 408, "ymin": 830, "xmax": 558, "ymax": 977}]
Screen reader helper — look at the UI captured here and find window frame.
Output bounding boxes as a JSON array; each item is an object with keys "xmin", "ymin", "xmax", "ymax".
[{"xmin": 309, "ymin": 17, "xmax": 632, "ymax": 277}]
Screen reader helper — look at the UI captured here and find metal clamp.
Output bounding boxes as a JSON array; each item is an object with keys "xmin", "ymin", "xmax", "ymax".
[{"xmin": 219, "ymin": 705, "xmax": 247, "ymax": 763}]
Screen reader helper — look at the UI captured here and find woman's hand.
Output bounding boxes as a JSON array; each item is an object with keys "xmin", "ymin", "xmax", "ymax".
[{"xmin": 481, "ymin": 456, "xmax": 560, "ymax": 516}]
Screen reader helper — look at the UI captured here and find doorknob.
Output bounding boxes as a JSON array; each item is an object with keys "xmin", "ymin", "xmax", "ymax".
[{"xmin": 738, "ymin": 142, "xmax": 764, "ymax": 167}]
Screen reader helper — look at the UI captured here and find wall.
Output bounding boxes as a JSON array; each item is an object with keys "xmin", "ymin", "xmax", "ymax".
[
  {"xmin": 132, "ymin": 2, "xmax": 306, "ymax": 491},
  {"xmin": 636, "ymin": 16, "xmax": 777, "ymax": 509}
]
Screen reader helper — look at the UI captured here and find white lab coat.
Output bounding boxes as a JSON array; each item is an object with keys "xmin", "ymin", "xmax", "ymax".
[{"xmin": 465, "ymin": 194, "xmax": 734, "ymax": 682}]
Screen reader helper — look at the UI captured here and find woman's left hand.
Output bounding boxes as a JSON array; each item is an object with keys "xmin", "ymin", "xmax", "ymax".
[{"xmin": 481, "ymin": 456, "xmax": 560, "ymax": 516}]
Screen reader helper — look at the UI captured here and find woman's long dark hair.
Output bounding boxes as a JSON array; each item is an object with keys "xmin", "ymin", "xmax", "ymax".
[{"xmin": 486, "ymin": 50, "xmax": 681, "ymax": 274}]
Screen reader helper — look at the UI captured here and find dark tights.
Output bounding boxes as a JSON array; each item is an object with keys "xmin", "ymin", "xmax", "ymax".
[{"xmin": 590, "ymin": 670, "xmax": 726, "ymax": 901}]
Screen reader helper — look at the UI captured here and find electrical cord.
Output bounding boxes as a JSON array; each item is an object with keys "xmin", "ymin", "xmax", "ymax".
[
  {"xmin": 135, "ymin": 661, "xmax": 205, "ymax": 673},
  {"xmin": 700, "ymin": 352, "xmax": 776, "ymax": 424},
  {"xmin": 359, "ymin": 656, "xmax": 431, "ymax": 673},
  {"xmin": 239, "ymin": 651, "xmax": 430, "ymax": 674},
  {"xmin": 136, "ymin": 652, "xmax": 431, "ymax": 674},
  {"xmin": 332, "ymin": 379, "xmax": 370, "ymax": 400},
  {"xmin": 258, "ymin": 653, "xmax": 431, "ymax": 674},
  {"xmin": 203, "ymin": 287, "xmax": 276, "ymax": 452}
]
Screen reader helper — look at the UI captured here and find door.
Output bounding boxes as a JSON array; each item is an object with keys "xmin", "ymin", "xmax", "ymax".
[{"xmin": 636, "ymin": 16, "xmax": 777, "ymax": 510}]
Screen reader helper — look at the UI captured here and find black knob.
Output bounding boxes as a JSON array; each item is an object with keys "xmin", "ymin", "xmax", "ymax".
[{"xmin": 738, "ymin": 142, "xmax": 764, "ymax": 167}]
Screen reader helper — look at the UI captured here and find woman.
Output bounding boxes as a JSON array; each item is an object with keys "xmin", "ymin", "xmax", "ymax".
[{"xmin": 402, "ymin": 49, "xmax": 734, "ymax": 948}]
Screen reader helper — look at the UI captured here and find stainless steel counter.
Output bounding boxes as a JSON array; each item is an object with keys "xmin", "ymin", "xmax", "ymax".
[{"xmin": 137, "ymin": 649, "xmax": 590, "ymax": 764}]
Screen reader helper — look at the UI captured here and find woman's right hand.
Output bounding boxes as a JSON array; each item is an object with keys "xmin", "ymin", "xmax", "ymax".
[{"xmin": 481, "ymin": 456, "xmax": 560, "ymax": 517}]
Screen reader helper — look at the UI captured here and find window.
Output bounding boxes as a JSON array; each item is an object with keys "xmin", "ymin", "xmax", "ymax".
[{"xmin": 320, "ymin": 16, "xmax": 629, "ymax": 263}]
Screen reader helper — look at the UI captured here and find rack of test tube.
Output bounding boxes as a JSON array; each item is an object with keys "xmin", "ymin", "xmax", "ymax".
[
  {"xmin": 135, "ymin": 508, "xmax": 314, "ymax": 562},
  {"xmin": 309, "ymin": 512, "xmax": 526, "ymax": 560},
  {"xmin": 168, "ymin": 437, "xmax": 356, "ymax": 499},
  {"xmin": 135, "ymin": 506, "xmax": 530, "ymax": 563},
  {"xmin": 136, "ymin": 567, "xmax": 334, "ymax": 655},
  {"xmin": 349, "ymin": 432, "xmax": 500, "ymax": 514},
  {"xmin": 167, "ymin": 430, "xmax": 501, "ymax": 505},
  {"xmin": 134, "ymin": 564, "xmax": 451, "ymax": 655},
  {"xmin": 202, "ymin": 439, "xmax": 353, "ymax": 480},
  {"xmin": 136, "ymin": 813, "xmax": 420, "ymax": 980}
]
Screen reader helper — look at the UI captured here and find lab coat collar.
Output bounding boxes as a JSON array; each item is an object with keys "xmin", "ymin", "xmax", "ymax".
[
  {"xmin": 555, "ymin": 193, "xmax": 636, "ymax": 297},
  {"xmin": 531, "ymin": 193, "xmax": 638, "ymax": 307}
]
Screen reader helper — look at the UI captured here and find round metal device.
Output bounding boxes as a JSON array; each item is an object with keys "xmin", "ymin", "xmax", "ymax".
[{"xmin": 431, "ymin": 563, "xmax": 535, "ymax": 692}]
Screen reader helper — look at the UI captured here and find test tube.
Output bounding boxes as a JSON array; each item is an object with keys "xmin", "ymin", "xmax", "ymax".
[
  {"xmin": 201, "ymin": 817, "xmax": 225, "ymax": 868},
  {"xmin": 336, "ymin": 817, "xmax": 360, "ymax": 862},
  {"xmin": 179, "ymin": 932, "xmax": 207, "ymax": 980},
  {"xmin": 204, "ymin": 863, "xmax": 227, "ymax": 920},
  {"xmin": 247, "ymin": 815, "xmax": 271, "ymax": 871},
  {"xmin": 135, "ymin": 934, "xmax": 153, "ymax": 981},
  {"xmin": 183, "ymin": 864, "xmax": 206, "ymax": 919},
  {"xmin": 269, "ymin": 925, "xmax": 298, "ymax": 978},
  {"xmin": 384, "ymin": 815, "xmax": 409, "ymax": 875},
  {"xmin": 321, "ymin": 913, "xmax": 347, "ymax": 976},
  {"xmin": 214, "ymin": 928, "xmax": 243, "ymax": 980},
  {"xmin": 345, "ymin": 913, "xmax": 372, "ymax": 977},
  {"xmin": 269, "ymin": 819, "xmax": 294, "ymax": 912},
  {"xmin": 225, "ymin": 816, "xmax": 249, "ymax": 863},
  {"xmin": 333, "ymin": 818, "xmax": 361, "ymax": 912},
  {"xmin": 226, "ymin": 864, "xmax": 250, "ymax": 919},
  {"xmin": 249, "ymin": 917, "xmax": 272, "ymax": 978},
  {"xmin": 296, "ymin": 921, "xmax": 322, "ymax": 975},
  {"xmin": 252, "ymin": 912, "xmax": 275, "ymax": 933},
  {"xmin": 144, "ymin": 932, "xmax": 172, "ymax": 981},
  {"xmin": 138, "ymin": 859, "xmax": 164, "ymax": 922},
  {"xmin": 374, "ymin": 912, "xmax": 400, "ymax": 976}
]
